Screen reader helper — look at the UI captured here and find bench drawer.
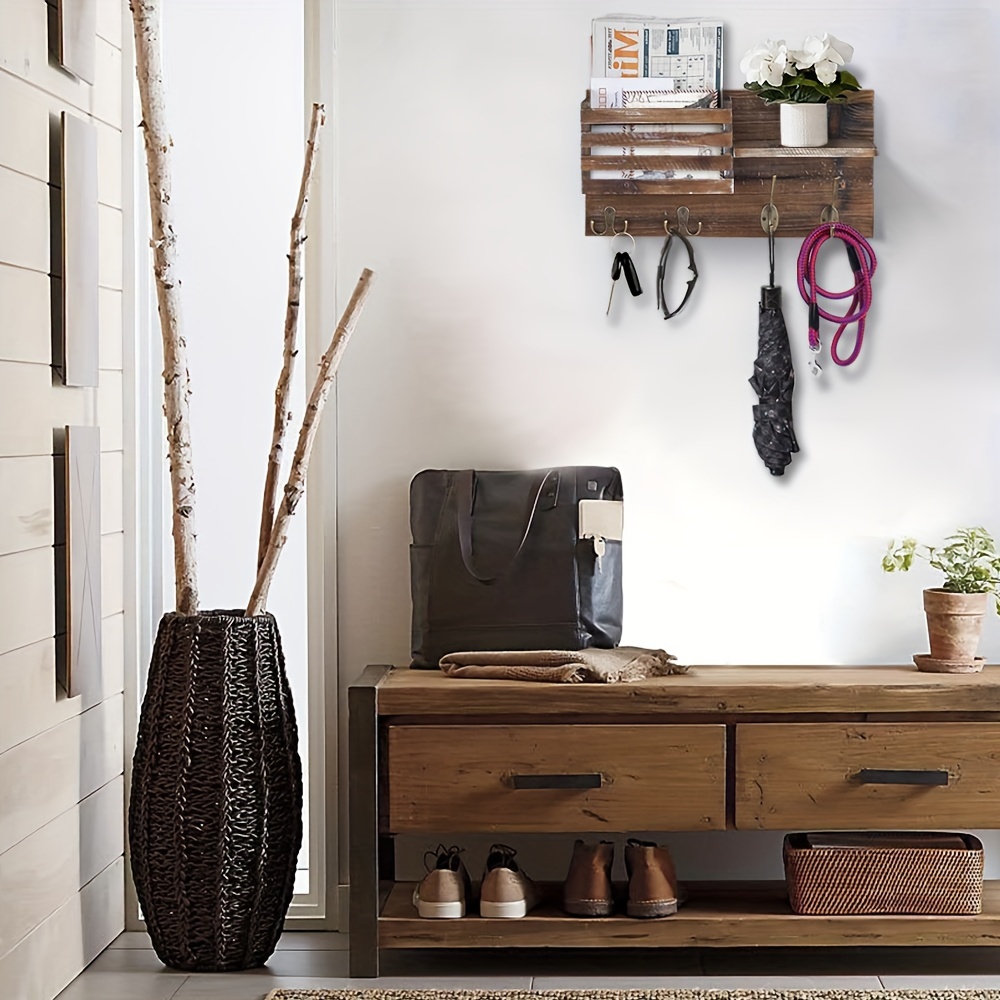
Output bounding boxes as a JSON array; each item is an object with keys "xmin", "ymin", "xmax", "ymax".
[
  {"xmin": 387, "ymin": 724, "xmax": 726, "ymax": 833},
  {"xmin": 736, "ymin": 723, "xmax": 1000, "ymax": 829}
]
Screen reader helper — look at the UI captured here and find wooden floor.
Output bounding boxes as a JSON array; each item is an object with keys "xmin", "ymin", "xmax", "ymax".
[{"xmin": 55, "ymin": 929, "xmax": 1000, "ymax": 999}]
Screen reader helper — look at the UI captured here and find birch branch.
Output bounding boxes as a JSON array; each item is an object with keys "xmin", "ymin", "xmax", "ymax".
[
  {"xmin": 130, "ymin": 0, "xmax": 199, "ymax": 615},
  {"xmin": 247, "ymin": 269, "xmax": 376, "ymax": 617},
  {"xmin": 256, "ymin": 102, "xmax": 326, "ymax": 569}
]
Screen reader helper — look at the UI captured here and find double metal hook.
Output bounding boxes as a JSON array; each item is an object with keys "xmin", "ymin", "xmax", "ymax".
[
  {"xmin": 819, "ymin": 178, "xmax": 842, "ymax": 237},
  {"xmin": 663, "ymin": 206, "xmax": 702, "ymax": 238},
  {"xmin": 591, "ymin": 206, "xmax": 627, "ymax": 236}
]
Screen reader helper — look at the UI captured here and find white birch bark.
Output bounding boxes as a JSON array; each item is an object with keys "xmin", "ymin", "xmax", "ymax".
[
  {"xmin": 130, "ymin": 0, "xmax": 199, "ymax": 615},
  {"xmin": 257, "ymin": 102, "xmax": 326, "ymax": 569},
  {"xmin": 247, "ymin": 269, "xmax": 376, "ymax": 617}
]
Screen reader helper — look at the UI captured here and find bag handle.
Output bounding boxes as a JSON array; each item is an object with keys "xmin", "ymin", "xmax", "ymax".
[{"xmin": 455, "ymin": 469, "xmax": 559, "ymax": 583}]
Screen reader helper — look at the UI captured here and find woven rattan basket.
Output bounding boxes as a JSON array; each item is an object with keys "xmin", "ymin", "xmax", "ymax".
[
  {"xmin": 130, "ymin": 610, "xmax": 302, "ymax": 970},
  {"xmin": 784, "ymin": 831, "xmax": 983, "ymax": 915}
]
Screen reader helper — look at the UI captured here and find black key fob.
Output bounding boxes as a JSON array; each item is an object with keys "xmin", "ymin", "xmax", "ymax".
[{"xmin": 620, "ymin": 252, "xmax": 642, "ymax": 296}]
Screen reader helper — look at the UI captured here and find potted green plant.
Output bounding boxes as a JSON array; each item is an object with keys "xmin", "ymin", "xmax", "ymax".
[
  {"xmin": 882, "ymin": 527, "xmax": 1000, "ymax": 673},
  {"xmin": 739, "ymin": 33, "xmax": 861, "ymax": 147}
]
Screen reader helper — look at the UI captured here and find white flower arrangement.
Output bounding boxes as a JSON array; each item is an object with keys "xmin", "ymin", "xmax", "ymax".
[{"xmin": 740, "ymin": 33, "xmax": 861, "ymax": 104}]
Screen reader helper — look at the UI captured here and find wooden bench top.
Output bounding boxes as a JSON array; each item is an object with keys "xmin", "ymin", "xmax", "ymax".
[{"xmin": 366, "ymin": 663, "xmax": 1000, "ymax": 717}]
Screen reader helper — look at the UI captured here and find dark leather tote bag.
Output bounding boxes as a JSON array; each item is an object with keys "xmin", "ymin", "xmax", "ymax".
[{"xmin": 409, "ymin": 466, "xmax": 623, "ymax": 667}]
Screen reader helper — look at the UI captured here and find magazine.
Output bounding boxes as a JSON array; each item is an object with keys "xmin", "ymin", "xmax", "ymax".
[
  {"xmin": 590, "ymin": 78, "xmax": 717, "ymax": 110},
  {"xmin": 590, "ymin": 16, "xmax": 723, "ymax": 110}
]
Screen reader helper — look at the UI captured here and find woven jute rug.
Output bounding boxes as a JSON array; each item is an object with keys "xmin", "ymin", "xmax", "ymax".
[{"xmin": 264, "ymin": 990, "xmax": 1000, "ymax": 1000}]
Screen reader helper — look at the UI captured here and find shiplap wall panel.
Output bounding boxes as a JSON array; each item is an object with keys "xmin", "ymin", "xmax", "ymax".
[
  {"xmin": 0, "ymin": 456, "xmax": 53, "ymax": 556},
  {"xmin": 94, "ymin": 0, "xmax": 122, "ymax": 49},
  {"xmin": 0, "ymin": 265, "xmax": 50, "ymax": 365},
  {"xmin": 97, "ymin": 204, "xmax": 122, "ymax": 290},
  {"xmin": 0, "ymin": 72, "xmax": 48, "ymax": 180},
  {"xmin": 96, "ymin": 370, "xmax": 124, "ymax": 451},
  {"xmin": 100, "ymin": 531, "xmax": 123, "ymax": 618},
  {"xmin": 0, "ymin": 169, "xmax": 50, "ymax": 273},
  {"xmin": 95, "ymin": 120, "xmax": 122, "ymax": 210},
  {"xmin": 0, "ymin": 547, "xmax": 55, "ymax": 657},
  {"xmin": 0, "ymin": 173, "xmax": 122, "ymax": 286},
  {"xmin": 0, "ymin": 2, "xmax": 121, "ymax": 129},
  {"xmin": 0, "ymin": 641, "xmax": 56, "ymax": 755},
  {"xmin": 0, "ymin": 0, "xmax": 126, "ymax": 988},
  {"xmin": 100, "ymin": 450, "xmax": 123, "ymax": 533},
  {"xmin": 0, "ymin": 614, "xmax": 124, "ymax": 757},
  {"xmin": 0, "ymin": 70, "xmax": 122, "ymax": 212},
  {"xmin": 90, "ymin": 37, "xmax": 122, "ymax": 129},
  {"xmin": 0, "ymin": 857, "xmax": 124, "ymax": 1000},
  {"xmin": 98, "ymin": 287, "xmax": 122, "ymax": 370},
  {"xmin": 0, "ymin": 364, "xmax": 123, "ymax": 455},
  {"xmin": 0, "ymin": 776, "xmax": 122, "ymax": 958},
  {"xmin": 0, "ymin": 695, "xmax": 123, "ymax": 855}
]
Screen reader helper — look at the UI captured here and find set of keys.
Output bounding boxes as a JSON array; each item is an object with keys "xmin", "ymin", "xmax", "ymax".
[{"xmin": 606, "ymin": 248, "xmax": 643, "ymax": 314}]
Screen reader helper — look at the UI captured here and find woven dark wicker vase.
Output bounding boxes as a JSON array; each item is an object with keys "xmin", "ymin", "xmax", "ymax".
[{"xmin": 129, "ymin": 610, "xmax": 302, "ymax": 971}]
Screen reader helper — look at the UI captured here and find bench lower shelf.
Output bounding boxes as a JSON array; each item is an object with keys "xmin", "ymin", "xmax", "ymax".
[{"xmin": 379, "ymin": 880, "xmax": 1000, "ymax": 949}]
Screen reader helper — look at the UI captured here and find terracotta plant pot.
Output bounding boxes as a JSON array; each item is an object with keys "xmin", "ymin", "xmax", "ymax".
[{"xmin": 922, "ymin": 588, "xmax": 989, "ymax": 665}]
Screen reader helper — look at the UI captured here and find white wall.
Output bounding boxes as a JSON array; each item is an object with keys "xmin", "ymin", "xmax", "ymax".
[
  {"xmin": 0, "ymin": 1, "xmax": 127, "ymax": 994},
  {"xmin": 334, "ymin": 0, "xmax": 1000, "ymax": 879}
]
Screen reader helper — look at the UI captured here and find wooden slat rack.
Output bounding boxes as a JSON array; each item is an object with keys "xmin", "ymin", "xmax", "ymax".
[{"xmin": 582, "ymin": 89, "xmax": 876, "ymax": 237}]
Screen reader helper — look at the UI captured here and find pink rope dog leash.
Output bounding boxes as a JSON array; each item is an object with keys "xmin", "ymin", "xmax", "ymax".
[{"xmin": 796, "ymin": 222, "xmax": 877, "ymax": 375}]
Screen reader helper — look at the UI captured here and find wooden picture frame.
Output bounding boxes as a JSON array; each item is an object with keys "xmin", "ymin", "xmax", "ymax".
[
  {"xmin": 60, "ymin": 111, "xmax": 99, "ymax": 388},
  {"xmin": 61, "ymin": 425, "xmax": 102, "ymax": 699},
  {"xmin": 55, "ymin": 0, "xmax": 96, "ymax": 84}
]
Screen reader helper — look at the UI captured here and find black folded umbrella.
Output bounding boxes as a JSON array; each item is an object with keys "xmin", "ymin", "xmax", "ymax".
[{"xmin": 748, "ymin": 228, "xmax": 799, "ymax": 476}]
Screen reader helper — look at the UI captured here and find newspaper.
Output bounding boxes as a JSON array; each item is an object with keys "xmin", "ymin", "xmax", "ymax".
[
  {"xmin": 591, "ymin": 16, "xmax": 723, "ymax": 109},
  {"xmin": 588, "ymin": 122, "xmax": 724, "ymax": 181}
]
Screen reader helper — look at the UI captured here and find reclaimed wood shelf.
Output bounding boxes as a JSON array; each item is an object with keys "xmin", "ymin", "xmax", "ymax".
[
  {"xmin": 380, "ymin": 881, "xmax": 1000, "ymax": 949},
  {"xmin": 582, "ymin": 89, "xmax": 876, "ymax": 237},
  {"xmin": 735, "ymin": 138, "xmax": 877, "ymax": 158}
]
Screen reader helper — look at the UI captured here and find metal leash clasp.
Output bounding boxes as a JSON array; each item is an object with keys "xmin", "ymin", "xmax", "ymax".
[{"xmin": 809, "ymin": 340, "xmax": 823, "ymax": 377}]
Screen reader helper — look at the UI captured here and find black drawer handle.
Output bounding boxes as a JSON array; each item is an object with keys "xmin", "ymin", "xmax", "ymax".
[
  {"xmin": 509, "ymin": 773, "xmax": 602, "ymax": 790},
  {"xmin": 857, "ymin": 768, "xmax": 949, "ymax": 787}
]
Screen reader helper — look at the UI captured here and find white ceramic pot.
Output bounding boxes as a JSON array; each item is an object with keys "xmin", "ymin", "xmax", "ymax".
[{"xmin": 779, "ymin": 102, "xmax": 829, "ymax": 147}]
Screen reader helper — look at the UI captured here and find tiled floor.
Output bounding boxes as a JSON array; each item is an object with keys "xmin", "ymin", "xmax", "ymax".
[{"xmin": 55, "ymin": 933, "xmax": 1000, "ymax": 999}]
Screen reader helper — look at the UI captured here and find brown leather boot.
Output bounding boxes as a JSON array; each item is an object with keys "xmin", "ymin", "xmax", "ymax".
[
  {"xmin": 624, "ymin": 838, "xmax": 679, "ymax": 918},
  {"xmin": 563, "ymin": 839, "xmax": 614, "ymax": 916}
]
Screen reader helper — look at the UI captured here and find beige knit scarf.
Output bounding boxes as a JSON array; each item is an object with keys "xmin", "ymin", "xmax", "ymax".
[{"xmin": 439, "ymin": 646, "xmax": 689, "ymax": 683}]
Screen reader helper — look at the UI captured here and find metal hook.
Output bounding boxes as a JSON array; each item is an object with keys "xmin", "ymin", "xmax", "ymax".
[
  {"xmin": 674, "ymin": 206, "xmax": 702, "ymax": 237},
  {"xmin": 760, "ymin": 175, "xmax": 779, "ymax": 235},
  {"xmin": 591, "ymin": 206, "xmax": 626, "ymax": 236},
  {"xmin": 819, "ymin": 177, "xmax": 841, "ymax": 237}
]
